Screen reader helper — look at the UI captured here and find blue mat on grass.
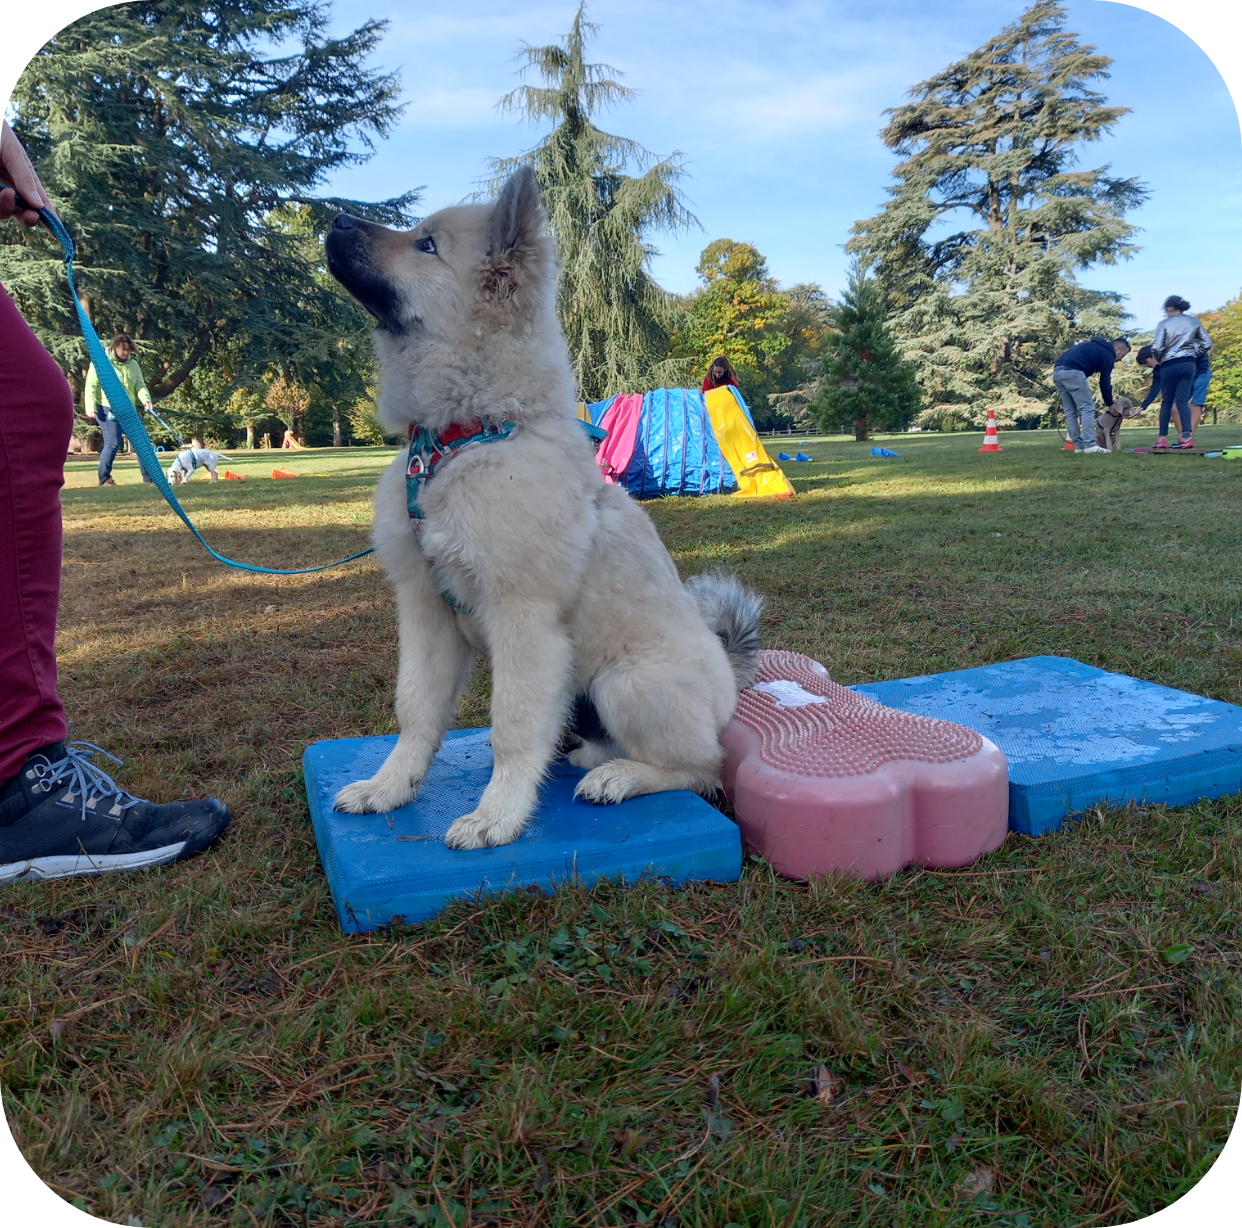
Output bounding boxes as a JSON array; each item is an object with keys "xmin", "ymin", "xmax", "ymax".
[
  {"xmin": 303, "ymin": 729, "xmax": 742, "ymax": 932},
  {"xmin": 854, "ymin": 656, "xmax": 1242, "ymax": 835}
]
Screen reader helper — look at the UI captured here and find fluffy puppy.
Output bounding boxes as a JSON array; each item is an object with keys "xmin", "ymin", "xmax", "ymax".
[{"xmin": 324, "ymin": 168, "xmax": 762, "ymax": 849}]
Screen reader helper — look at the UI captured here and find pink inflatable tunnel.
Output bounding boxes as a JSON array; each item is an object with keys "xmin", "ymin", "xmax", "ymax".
[{"xmin": 720, "ymin": 651, "xmax": 1009, "ymax": 881}]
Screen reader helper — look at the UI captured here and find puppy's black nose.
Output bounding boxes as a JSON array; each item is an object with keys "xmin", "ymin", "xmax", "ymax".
[{"xmin": 332, "ymin": 213, "xmax": 359, "ymax": 230}]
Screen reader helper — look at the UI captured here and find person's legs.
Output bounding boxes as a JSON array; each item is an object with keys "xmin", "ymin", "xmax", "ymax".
[
  {"xmin": 98, "ymin": 416, "xmax": 120, "ymax": 483},
  {"xmin": 0, "ymin": 283, "xmax": 73, "ymax": 782},
  {"xmin": 1167, "ymin": 361, "xmax": 1196, "ymax": 444},
  {"xmin": 0, "ymin": 282, "xmax": 231, "ymax": 882},
  {"xmin": 1054, "ymin": 369, "xmax": 1094, "ymax": 450},
  {"xmin": 1190, "ymin": 368, "xmax": 1210, "ymax": 434},
  {"xmin": 1053, "ymin": 374, "xmax": 1092, "ymax": 454}
]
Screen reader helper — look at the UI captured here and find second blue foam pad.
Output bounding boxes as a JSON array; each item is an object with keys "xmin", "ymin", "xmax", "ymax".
[{"xmin": 854, "ymin": 656, "xmax": 1242, "ymax": 835}]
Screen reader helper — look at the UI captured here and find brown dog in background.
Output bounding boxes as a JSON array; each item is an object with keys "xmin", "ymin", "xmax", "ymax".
[{"xmin": 1095, "ymin": 395, "xmax": 1137, "ymax": 451}]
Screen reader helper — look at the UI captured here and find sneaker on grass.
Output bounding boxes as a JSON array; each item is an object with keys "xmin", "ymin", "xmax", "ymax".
[
  {"xmin": 1082, "ymin": 445, "xmax": 1110, "ymax": 454},
  {"xmin": 0, "ymin": 742, "xmax": 230, "ymax": 885}
]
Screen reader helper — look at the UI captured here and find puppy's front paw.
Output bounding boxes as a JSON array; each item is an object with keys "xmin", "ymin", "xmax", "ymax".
[
  {"xmin": 574, "ymin": 760, "xmax": 645, "ymax": 804},
  {"xmin": 444, "ymin": 805, "xmax": 528, "ymax": 849},
  {"xmin": 333, "ymin": 775, "xmax": 418, "ymax": 814}
]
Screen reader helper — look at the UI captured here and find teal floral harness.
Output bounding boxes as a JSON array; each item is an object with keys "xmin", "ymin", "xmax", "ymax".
[{"xmin": 405, "ymin": 417, "xmax": 517, "ymax": 611}]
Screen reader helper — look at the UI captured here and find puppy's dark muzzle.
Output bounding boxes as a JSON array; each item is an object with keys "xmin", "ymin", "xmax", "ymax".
[{"xmin": 324, "ymin": 215, "xmax": 407, "ymax": 333}]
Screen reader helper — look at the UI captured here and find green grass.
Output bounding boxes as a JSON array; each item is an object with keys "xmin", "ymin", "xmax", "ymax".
[{"xmin": 4, "ymin": 429, "xmax": 1240, "ymax": 1226}]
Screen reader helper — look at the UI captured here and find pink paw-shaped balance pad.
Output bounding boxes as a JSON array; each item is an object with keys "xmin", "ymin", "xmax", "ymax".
[{"xmin": 721, "ymin": 651, "xmax": 1009, "ymax": 880}]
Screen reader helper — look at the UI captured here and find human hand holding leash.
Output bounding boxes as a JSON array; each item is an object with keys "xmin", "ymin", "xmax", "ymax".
[{"xmin": 0, "ymin": 120, "xmax": 52, "ymax": 227}]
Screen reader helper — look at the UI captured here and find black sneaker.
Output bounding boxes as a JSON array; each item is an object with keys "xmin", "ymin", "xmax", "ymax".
[{"xmin": 0, "ymin": 742, "xmax": 231, "ymax": 885}]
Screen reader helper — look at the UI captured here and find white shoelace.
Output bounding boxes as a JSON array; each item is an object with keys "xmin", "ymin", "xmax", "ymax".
[{"xmin": 28, "ymin": 742, "xmax": 142, "ymax": 823}]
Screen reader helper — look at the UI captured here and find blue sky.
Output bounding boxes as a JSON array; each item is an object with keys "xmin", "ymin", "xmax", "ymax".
[{"xmin": 318, "ymin": 0, "xmax": 1242, "ymax": 332}]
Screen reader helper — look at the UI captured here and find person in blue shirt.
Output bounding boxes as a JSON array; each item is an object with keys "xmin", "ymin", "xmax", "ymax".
[
  {"xmin": 1052, "ymin": 336, "xmax": 1131, "ymax": 453},
  {"xmin": 1176, "ymin": 349, "xmax": 1212, "ymax": 438}
]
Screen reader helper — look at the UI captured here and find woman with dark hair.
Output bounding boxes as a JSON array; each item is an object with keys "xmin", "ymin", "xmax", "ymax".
[
  {"xmin": 1150, "ymin": 295, "xmax": 1212, "ymax": 450},
  {"xmin": 702, "ymin": 355, "xmax": 740, "ymax": 392}
]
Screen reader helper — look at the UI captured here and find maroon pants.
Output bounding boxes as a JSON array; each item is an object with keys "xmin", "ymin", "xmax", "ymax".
[{"xmin": 0, "ymin": 282, "xmax": 74, "ymax": 782}]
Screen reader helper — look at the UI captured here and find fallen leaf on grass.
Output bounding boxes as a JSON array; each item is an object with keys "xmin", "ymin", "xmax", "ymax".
[
  {"xmin": 200, "ymin": 1184, "xmax": 233, "ymax": 1210},
  {"xmin": 48, "ymin": 1020, "xmax": 65, "ymax": 1042},
  {"xmin": 957, "ymin": 1166, "xmax": 995, "ymax": 1199},
  {"xmin": 809, "ymin": 1065, "xmax": 842, "ymax": 1104},
  {"xmin": 533, "ymin": 1150, "xmax": 551, "ymax": 1193},
  {"xmin": 1162, "ymin": 943, "xmax": 1194, "ymax": 964},
  {"xmin": 614, "ymin": 1127, "xmax": 646, "ymax": 1157}
]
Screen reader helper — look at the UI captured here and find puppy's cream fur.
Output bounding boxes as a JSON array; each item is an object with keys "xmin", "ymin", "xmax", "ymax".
[{"xmin": 325, "ymin": 169, "xmax": 752, "ymax": 849}]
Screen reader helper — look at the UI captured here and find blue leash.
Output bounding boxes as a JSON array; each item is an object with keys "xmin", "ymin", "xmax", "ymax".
[{"xmin": 4, "ymin": 184, "xmax": 374, "ymax": 575}]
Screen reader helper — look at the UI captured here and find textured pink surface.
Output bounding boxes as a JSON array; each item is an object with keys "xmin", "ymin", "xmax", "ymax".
[{"xmin": 721, "ymin": 651, "xmax": 1009, "ymax": 881}]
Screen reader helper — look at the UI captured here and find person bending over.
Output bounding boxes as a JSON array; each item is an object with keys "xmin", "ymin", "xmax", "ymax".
[{"xmin": 1052, "ymin": 335, "xmax": 1130, "ymax": 453}]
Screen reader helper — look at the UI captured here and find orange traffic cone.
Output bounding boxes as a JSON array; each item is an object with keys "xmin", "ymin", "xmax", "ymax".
[
  {"xmin": 1062, "ymin": 438, "xmax": 1076, "ymax": 451},
  {"xmin": 223, "ymin": 469, "xmax": 246, "ymax": 481},
  {"xmin": 272, "ymin": 466, "xmax": 298, "ymax": 479},
  {"xmin": 978, "ymin": 409, "xmax": 1002, "ymax": 452}
]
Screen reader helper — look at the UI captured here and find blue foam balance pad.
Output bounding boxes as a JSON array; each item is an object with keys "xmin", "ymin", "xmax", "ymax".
[
  {"xmin": 854, "ymin": 656, "xmax": 1242, "ymax": 836},
  {"xmin": 303, "ymin": 729, "xmax": 742, "ymax": 932}
]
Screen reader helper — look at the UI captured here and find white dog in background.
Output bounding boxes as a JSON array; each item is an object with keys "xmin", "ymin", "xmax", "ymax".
[
  {"xmin": 324, "ymin": 167, "xmax": 762, "ymax": 850},
  {"xmin": 167, "ymin": 447, "xmax": 230, "ymax": 484}
]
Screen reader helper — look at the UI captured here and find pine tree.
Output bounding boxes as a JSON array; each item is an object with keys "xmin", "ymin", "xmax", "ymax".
[
  {"xmin": 1, "ymin": 0, "xmax": 415, "ymax": 405},
  {"xmin": 490, "ymin": 2, "xmax": 696, "ymax": 401},
  {"xmin": 848, "ymin": 1, "xmax": 1146, "ymax": 428},
  {"xmin": 812, "ymin": 266, "xmax": 920, "ymax": 441}
]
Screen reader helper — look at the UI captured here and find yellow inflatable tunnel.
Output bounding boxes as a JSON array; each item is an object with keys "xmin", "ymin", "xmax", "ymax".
[{"xmin": 703, "ymin": 386, "xmax": 795, "ymax": 499}]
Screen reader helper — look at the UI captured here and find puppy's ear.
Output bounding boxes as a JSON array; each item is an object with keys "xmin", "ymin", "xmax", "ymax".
[{"xmin": 484, "ymin": 167, "xmax": 548, "ymax": 298}]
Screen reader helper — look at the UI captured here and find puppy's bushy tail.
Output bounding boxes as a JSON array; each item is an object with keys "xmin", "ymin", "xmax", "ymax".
[{"xmin": 684, "ymin": 571, "xmax": 764, "ymax": 690}]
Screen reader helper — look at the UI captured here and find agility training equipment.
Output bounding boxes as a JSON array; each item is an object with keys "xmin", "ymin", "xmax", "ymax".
[
  {"xmin": 871, "ymin": 447, "xmax": 900, "ymax": 457},
  {"xmin": 720, "ymin": 651, "xmax": 1009, "ymax": 881},
  {"xmin": 303, "ymin": 730, "xmax": 742, "ymax": 932},
  {"xmin": 1, "ymin": 180, "xmax": 373, "ymax": 576},
  {"xmin": 978, "ymin": 409, "xmax": 1002, "ymax": 452},
  {"xmin": 223, "ymin": 470, "xmax": 245, "ymax": 481},
  {"xmin": 583, "ymin": 386, "xmax": 793, "ymax": 499},
  {"xmin": 271, "ymin": 467, "xmax": 298, "ymax": 479},
  {"xmin": 855, "ymin": 656, "xmax": 1242, "ymax": 836}
]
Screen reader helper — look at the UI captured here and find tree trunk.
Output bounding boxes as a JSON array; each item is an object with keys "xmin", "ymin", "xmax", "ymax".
[
  {"xmin": 245, "ymin": 423, "xmax": 255, "ymax": 449},
  {"xmin": 192, "ymin": 434, "xmax": 205, "ymax": 449},
  {"xmin": 854, "ymin": 416, "xmax": 869, "ymax": 442},
  {"xmin": 332, "ymin": 403, "xmax": 342, "ymax": 448}
]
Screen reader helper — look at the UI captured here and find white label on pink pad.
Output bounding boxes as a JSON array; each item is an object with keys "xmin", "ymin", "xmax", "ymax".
[{"xmin": 753, "ymin": 679, "xmax": 830, "ymax": 708}]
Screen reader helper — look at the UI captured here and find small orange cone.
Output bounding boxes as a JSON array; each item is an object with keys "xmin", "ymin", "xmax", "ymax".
[
  {"xmin": 978, "ymin": 409, "xmax": 1002, "ymax": 452},
  {"xmin": 1062, "ymin": 439, "xmax": 1076, "ymax": 451},
  {"xmin": 223, "ymin": 469, "xmax": 246, "ymax": 481},
  {"xmin": 272, "ymin": 466, "xmax": 298, "ymax": 479}
]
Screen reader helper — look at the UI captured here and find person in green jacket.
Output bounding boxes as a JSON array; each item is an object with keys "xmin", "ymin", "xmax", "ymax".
[{"xmin": 84, "ymin": 332, "xmax": 155, "ymax": 484}]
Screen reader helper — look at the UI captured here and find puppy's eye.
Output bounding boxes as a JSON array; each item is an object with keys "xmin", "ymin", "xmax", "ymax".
[{"xmin": 416, "ymin": 235, "xmax": 437, "ymax": 254}]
